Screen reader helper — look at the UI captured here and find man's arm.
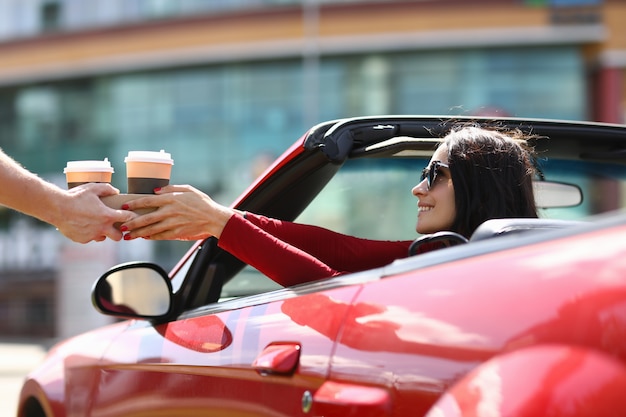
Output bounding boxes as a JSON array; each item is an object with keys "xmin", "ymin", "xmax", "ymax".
[{"xmin": 0, "ymin": 149, "xmax": 135, "ymax": 243}]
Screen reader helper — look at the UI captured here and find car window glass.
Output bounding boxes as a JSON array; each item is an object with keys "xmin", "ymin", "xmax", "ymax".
[
  {"xmin": 298, "ymin": 158, "xmax": 426, "ymax": 241},
  {"xmin": 218, "ymin": 156, "xmax": 626, "ymax": 300},
  {"xmin": 219, "ymin": 158, "xmax": 426, "ymax": 301},
  {"xmin": 539, "ymin": 159, "xmax": 626, "ymax": 219},
  {"xmin": 220, "ymin": 265, "xmax": 282, "ymax": 301},
  {"xmin": 169, "ymin": 245, "xmax": 201, "ymax": 293}
]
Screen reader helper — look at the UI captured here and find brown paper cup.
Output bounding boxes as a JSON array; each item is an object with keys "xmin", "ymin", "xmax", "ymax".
[
  {"xmin": 124, "ymin": 150, "xmax": 174, "ymax": 194},
  {"xmin": 64, "ymin": 159, "xmax": 114, "ymax": 189}
]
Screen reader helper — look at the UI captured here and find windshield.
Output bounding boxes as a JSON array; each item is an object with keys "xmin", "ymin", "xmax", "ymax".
[
  {"xmin": 218, "ymin": 155, "xmax": 626, "ymax": 300},
  {"xmin": 297, "ymin": 157, "xmax": 626, "ymax": 239}
]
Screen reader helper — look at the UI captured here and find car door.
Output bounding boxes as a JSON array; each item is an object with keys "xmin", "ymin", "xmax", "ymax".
[{"xmin": 87, "ymin": 282, "xmax": 363, "ymax": 416}]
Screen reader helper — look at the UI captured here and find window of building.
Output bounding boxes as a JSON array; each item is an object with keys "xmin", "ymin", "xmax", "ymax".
[
  {"xmin": 40, "ymin": 1, "xmax": 61, "ymax": 32},
  {"xmin": 393, "ymin": 46, "xmax": 585, "ymax": 120}
]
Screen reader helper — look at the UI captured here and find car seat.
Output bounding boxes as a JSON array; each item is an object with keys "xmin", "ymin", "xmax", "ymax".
[{"xmin": 469, "ymin": 218, "xmax": 585, "ymax": 242}]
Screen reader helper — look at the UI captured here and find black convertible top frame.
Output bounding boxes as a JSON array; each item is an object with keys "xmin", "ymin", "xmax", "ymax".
[{"xmin": 305, "ymin": 115, "xmax": 626, "ymax": 164}]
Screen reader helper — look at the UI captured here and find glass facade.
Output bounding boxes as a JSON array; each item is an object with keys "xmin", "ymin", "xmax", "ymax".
[
  {"xmin": 0, "ymin": 46, "xmax": 587, "ymax": 166},
  {"xmin": 393, "ymin": 48, "xmax": 586, "ymax": 119},
  {"xmin": 0, "ymin": 45, "xmax": 587, "ymax": 267}
]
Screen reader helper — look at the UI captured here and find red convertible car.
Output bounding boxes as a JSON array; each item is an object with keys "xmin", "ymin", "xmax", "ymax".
[{"xmin": 18, "ymin": 116, "xmax": 626, "ymax": 416}]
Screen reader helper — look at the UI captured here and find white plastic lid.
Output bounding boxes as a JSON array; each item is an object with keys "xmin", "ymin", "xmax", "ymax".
[
  {"xmin": 64, "ymin": 158, "xmax": 114, "ymax": 173},
  {"xmin": 124, "ymin": 150, "xmax": 174, "ymax": 165}
]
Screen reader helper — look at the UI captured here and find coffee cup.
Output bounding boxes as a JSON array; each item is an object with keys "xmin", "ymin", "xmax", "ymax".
[
  {"xmin": 64, "ymin": 159, "xmax": 114, "ymax": 189},
  {"xmin": 124, "ymin": 150, "xmax": 174, "ymax": 194}
]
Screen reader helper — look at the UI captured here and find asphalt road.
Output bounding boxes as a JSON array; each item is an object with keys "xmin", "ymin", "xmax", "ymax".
[{"xmin": 0, "ymin": 342, "xmax": 47, "ymax": 417}]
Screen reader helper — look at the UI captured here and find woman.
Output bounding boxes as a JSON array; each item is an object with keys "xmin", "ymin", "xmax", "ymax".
[{"xmin": 120, "ymin": 125, "xmax": 538, "ymax": 286}]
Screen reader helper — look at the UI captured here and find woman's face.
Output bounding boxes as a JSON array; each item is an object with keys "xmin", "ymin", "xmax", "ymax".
[{"xmin": 412, "ymin": 144, "xmax": 456, "ymax": 234}]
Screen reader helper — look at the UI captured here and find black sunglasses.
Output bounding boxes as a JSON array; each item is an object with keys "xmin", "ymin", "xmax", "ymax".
[{"xmin": 420, "ymin": 161, "xmax": 449, "ymax": 190}]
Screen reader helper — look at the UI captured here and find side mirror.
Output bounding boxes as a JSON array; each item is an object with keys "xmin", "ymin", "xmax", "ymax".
[{"xmin": 92, "ymin": 262, "xmax": 174, "ymax": 320}]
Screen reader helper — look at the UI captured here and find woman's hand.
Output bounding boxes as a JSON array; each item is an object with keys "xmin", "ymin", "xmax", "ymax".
[{"xmin": 120, "ymin": 185, "xmax": 236, "ymax": 241}]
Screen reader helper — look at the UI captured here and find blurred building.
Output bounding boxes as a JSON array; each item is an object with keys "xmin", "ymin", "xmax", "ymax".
[{"xmin": 0, "ymin": 0, "xmax": 623, "ymax": 339}]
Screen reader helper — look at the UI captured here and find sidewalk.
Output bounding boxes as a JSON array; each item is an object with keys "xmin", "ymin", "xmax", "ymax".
[{"xmin": 0, "ymin": 341, "xmax": 48, "ymax": 417}]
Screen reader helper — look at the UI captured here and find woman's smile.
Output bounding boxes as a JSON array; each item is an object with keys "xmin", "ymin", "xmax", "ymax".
[{"xmin": 418, "ymin": 204, "xmax": 433, "ymax": 213}]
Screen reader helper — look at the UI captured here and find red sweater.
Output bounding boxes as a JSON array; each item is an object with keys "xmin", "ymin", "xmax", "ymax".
[{"xmin": 218, "ymin": 212, "xmax": 412, "ymax": 287}]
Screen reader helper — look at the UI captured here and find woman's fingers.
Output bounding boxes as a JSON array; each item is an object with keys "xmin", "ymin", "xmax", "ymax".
[
  {"xmin": 124, "ymin": 216, "xmax": 205, "ymax": 241},
  {"xmin": 156, "ymin": 184, "xmax": 194, "ymax": 193},
  {"xmin": 119, "ymin": 184, "xmax": 233, "ymax": 241}
]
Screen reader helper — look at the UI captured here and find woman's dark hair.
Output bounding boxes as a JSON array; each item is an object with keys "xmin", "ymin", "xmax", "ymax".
[{"xmin": 443, "ymin": 124, "xmax": 538, "ymax": 238}]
